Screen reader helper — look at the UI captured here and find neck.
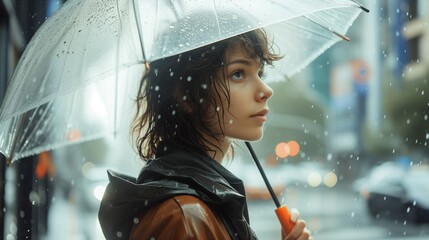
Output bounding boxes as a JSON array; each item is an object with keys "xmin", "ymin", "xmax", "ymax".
[
  {"xmin": 204, "ymin": 136, "xmax": 231, "ymax": 163},
  {"xmin": 212, "ymin": 140, "xmax": 232, "ymax": 163}
]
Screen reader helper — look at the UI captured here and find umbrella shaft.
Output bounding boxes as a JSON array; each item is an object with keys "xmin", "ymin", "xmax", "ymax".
[{"xmin": 245, "ymin": 142, "xmax": 281, "ymax": 208}]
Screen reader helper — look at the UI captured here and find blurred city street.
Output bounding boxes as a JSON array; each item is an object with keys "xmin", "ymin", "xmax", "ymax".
[{"xmin": 248, "ymin": 185, "xmax": 429, "ymax": 240}]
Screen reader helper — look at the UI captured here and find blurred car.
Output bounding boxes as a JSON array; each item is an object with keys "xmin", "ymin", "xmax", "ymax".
[{"xmin": 354, "ymin": 161, "xmax": 429, "ymax": 223}]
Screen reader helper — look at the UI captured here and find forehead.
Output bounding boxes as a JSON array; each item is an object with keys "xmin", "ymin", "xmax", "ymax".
[{"xmin": 225, "ymin": 42, "xmax": 261, "ymax": 65}]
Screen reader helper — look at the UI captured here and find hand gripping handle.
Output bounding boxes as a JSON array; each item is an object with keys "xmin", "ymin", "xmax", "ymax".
[{"xmin": 275, "ymin": 205, "xmax": 295, "ymax": 234}]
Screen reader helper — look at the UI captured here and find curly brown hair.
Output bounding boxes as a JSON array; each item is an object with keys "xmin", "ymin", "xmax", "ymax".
[{"xmin": 132, "ymin": 28, "xmax": 281, "ymax": 160}]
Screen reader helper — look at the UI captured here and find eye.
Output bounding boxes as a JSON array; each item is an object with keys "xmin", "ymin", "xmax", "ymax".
[{"xmin": 231, "ymin": 70, "xmax": 245, "ymax": 81}]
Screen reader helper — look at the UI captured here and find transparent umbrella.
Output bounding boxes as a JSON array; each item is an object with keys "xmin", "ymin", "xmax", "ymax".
[{"xmin": 0, "ymin": 0, "xmax": 367, "ymax": 163}]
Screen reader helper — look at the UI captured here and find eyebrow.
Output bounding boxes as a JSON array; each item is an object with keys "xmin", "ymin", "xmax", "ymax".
[
  {"xmin": 226, "ymin": 59, "xmax": 252, "ymax": 66},
  {"xmin": 227, "ymin": 58, "xmax": 263, "ymax": 68}
]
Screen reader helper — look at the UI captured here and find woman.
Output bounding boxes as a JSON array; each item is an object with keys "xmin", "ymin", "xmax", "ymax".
[{"xmin": 99, "ymin": 28, "xmax": 311, "ymax": 240}]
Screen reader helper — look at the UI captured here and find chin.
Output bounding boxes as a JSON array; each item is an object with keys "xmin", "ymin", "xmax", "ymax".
[
  {"xmin": 238, "ymin": 132, "xmax": 264, "ymax": 142},
  {"xmin": 226, "ymin": 127, "xmax": 264, "ymax": 142}
]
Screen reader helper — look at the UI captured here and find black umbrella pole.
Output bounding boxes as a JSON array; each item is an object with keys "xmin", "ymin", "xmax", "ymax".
[
  {"xmin": 245, "ymin": 142, "xmax": 295, "ymax": 234},
  {"xmin": 245, "ymin": 142, "xmax": 280, "ymax": 207}
]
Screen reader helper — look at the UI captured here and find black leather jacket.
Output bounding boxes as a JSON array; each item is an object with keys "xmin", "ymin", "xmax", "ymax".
[{"xmin": 98, "ymin": 143, "xmax": 257, "ymax": 240}]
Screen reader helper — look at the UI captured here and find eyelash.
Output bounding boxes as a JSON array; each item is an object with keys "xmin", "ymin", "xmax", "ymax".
[
  {"xmin": 230, "ymin": 69, "xmax": 265, "ymax": 81},
  {"xmin": 231, "ymin": 71, "xmax": 244, "ymax": 80}
]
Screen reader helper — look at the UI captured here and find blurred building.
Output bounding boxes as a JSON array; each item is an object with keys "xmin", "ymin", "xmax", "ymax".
[
  {"xmin": 401, "ymin": 0, "xmax": 429, "ymax": 81},
  {"xmin": 302, "ymin": 0, "xmax": 429, "ymax": 181}
]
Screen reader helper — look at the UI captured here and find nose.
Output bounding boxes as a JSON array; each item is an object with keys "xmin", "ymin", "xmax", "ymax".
[{"xmin": 257, "ymin": 80, "xmax": 273, "ymax": 102}]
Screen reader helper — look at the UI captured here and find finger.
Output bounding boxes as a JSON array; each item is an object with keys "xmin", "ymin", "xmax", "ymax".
[
  {"xmin": 297, "ymin": 228, "xmax": 311, "ymax": 240},
  {"xmin": 290, "ymin": 208, "xmax": 300, "ymax": 223},
  {"xmin": 284, "ymin": 220, "xmax": 306, "ymax": 240}
]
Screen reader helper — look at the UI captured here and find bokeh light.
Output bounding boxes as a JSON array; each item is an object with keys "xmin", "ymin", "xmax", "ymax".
[
  {"xmin": 287, "ymin": 140, "xmax": 300, "ymax": 156},
  {"xmin": 275, "ymin": 142, "xmax": 289, "ymax": 158},
  {"xmin": 323, "ymin": 172, "xmax": 338, "ymax": 188},
  {"xmin": 307, "ymin": 172, "xmax": 322, "ymax": 187}
]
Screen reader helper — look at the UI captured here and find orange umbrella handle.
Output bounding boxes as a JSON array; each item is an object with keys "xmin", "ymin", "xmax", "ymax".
[{"xmin": 275, "ymin": 205, "xmax": 295, "ymax": 234}]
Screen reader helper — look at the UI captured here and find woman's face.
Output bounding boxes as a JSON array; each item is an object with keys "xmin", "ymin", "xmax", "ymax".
[{"xmin": 210, "ymin": 43, "xmax": 273, "ymax": 142}]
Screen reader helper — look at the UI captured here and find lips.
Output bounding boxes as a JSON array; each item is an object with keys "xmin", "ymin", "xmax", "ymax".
[{"xmin": 250, "ymin": 109, "xmax": 269, "ymax": 118}]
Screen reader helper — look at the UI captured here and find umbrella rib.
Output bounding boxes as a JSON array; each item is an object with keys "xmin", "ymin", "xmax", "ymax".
[
  {"xmin": 301, "ymin": 1, "xmax": 369, "ymax": 42},
  {"xmin": 132, "ymin": 0, "xmax": 147, "ymax": 63},
  {"xmin": 304, "ymin": 16, "xmax": 350, "ymax": 42},
  {"xmin": 6, "ymin": 114, "xmax": 27, "ymax": 163},
  {"xmin": 350, "ymin": 0, "xmax": 370, "ymax": 13},
  {"xmin": 210, "ymin": 0, "xmax": 222, "ymax": 37}
]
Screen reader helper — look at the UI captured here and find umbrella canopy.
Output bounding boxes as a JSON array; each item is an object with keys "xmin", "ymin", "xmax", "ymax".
[{"xmin": 0, "ymin": 0, "xmax": 367, "ymax": 162}]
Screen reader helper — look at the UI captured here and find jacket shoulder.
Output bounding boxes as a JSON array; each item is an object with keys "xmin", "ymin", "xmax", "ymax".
[{"xmin": 130, "ymin": 195, "xmax": 231, "ymax": 240}]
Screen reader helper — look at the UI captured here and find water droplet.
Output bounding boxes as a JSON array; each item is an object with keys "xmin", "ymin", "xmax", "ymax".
[
  {"xmin": 154, "ymin": 85, "xmax": 160, "ymax": 91},
  {"xmin": 228, "ymin": 119, "xmax": 233, "ymax": 124},
  {"xmin": 201, "ymin": 84, "xmax": 207, "ymax": 89},
  {"xmin": 172, "ymin": 110, "xmax": 176, "ymax": 115},
  {"xmin": 170, "ymin": 72, "xmax": 174, "ymax": 77},
  {"xmin": 133, "ymin": 218, "xmax": 139, "ymax": 224},
  {"xmin": 216, "ymin": 107, "xmax": 220, "ymax": 112},
  {"xmin": 116, "ymin": 231, "xmax": 123, "ymax": 238},
  {"xmin": 187, "ymin": 76, "xmax": 192, "ymax": 82},
  {"xmin": 350, "ymin": 212, "xmax": 355, "ymax": 218}
]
